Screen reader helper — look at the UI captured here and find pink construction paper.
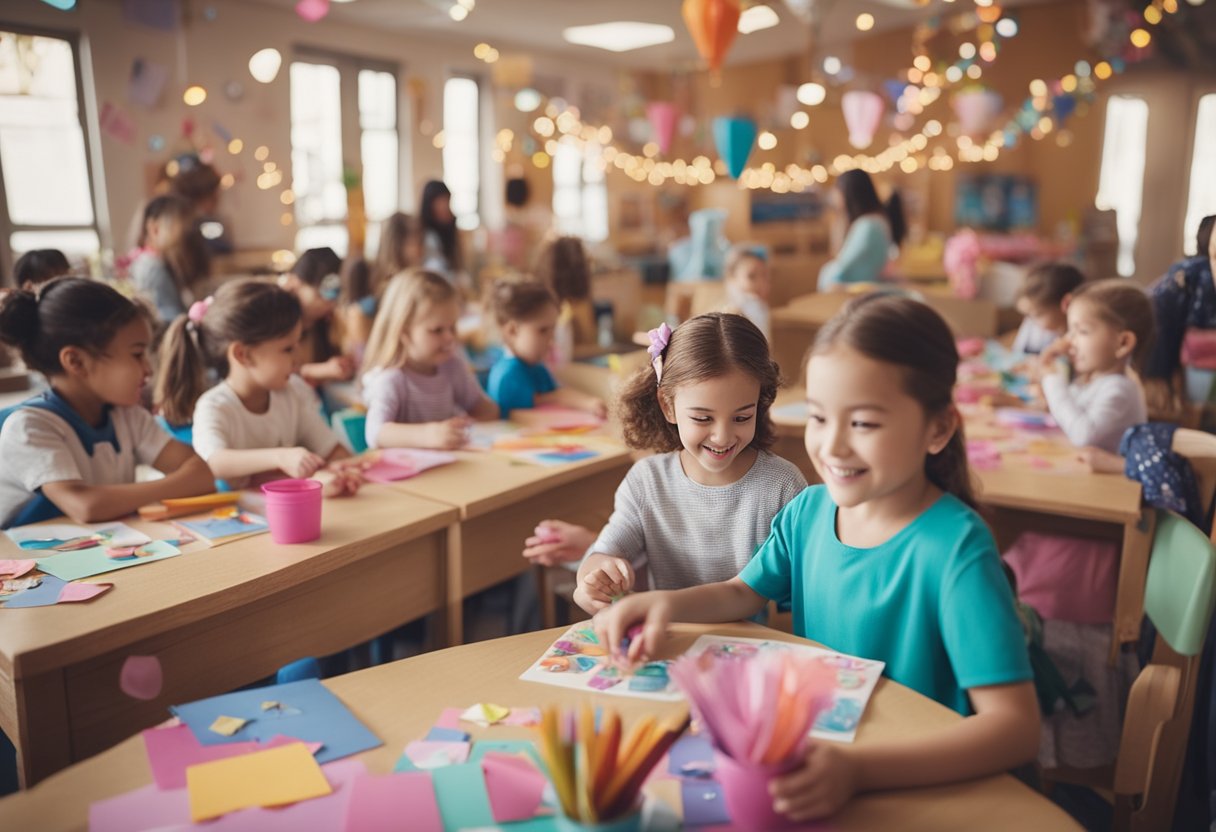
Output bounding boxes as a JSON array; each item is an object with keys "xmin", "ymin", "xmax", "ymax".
[
  {"xmin": 0, "ymin": 559, "xmax": 36, "ymax": 579},
  {"xmin": 403, "ymin": 740, "xmax": 469, "ymax": 768},
  {"xmin": 143, "ymin": 725, "xmax": 322, "ymax": 790},
  {"xmin": 502, "ymin": 707, "xmax": 542, "ymax": 727},
  {"xmin": 88, "ymin": 781, "xmax": 190, "ymax": 832},
  {"xmin": 361, "ymin": 449, "xmax": 455, "ymax": 484},
  {"xmin": 120, "ymin": 655, "xmax": 163, "ymax": 700},
  {"xmin": 58, "ymin": 581, "xmax": 113, "ymax": 603},
  {"xmin": 481, "ymin": 752, "xmax": 546, "ymax": 823},
  {"xmin": 435, "ymin": 707, "xmax": 465, "ymax": 730},
  {"xmin": 342, "ymin": 771, "xmax": 441, "ymax": 832}
]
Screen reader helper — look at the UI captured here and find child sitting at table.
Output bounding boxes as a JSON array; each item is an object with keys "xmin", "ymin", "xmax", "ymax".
[
  {"xmin": 720, "ymin": 244, "xmax": 772, "ymax": 340},
  {"xmin": 1003, "ymin": 278, "xmax": 1154, "ymax": 770},
  {"xmin": 277, "ymin": 247, "xmax": 356, "ymax": 388},
  {"xmin": 596, "ymin": 295, "xmax": 1037, "ymax": 823},
  {"xmin": 1011, "ymin": 262, "xmax": 1084, "ymax": 356},
  {"xmin": 572, "ymin": 313, "xmax": 806, "ymax": 613},
  {"xmin": 486, "ymin": 280, "xmax": 606, "ymax": 417},
  {"xmin": 361, "ymin": 270, "xmax": 499, "ymax": 450},
  {"xmin": 13, "ymin": 248, "xmax": 71, "ymax": 291},
  {"xmin": 0, "ymin": 278, "xmax": 214, "ymax": 528},
  {"xmin": 533, "ymin": 234, "xmax": 597, "ymax": 365}
]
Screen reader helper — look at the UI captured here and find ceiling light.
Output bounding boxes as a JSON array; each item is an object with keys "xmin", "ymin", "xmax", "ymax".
[
  {"xmin": 514, "ymin": 88, "xmax": 542, "ymax": 112},
  {"xmin": 995, "ymin": 17, "xmax": 1018, "ymax": 37},
  {"xmin": 183, "ymin": 85, "xmax": 207, "ymax": 106},
  {"xmin": 790, "ymin": 111, "xmax": 810, "ymax": 129},
  {"xmin": 248, "ymin": 48, "xmax": 282, "ymax": 84},
  {"xmin": 449, "ymin": 4, "xmax": 468, "ymax": 21},
  {"xmin": 823, "ymin": 55, "xmax": 842, "ymax": 74},
  {"xmin": 797, "ymin": 82, "xmax": 826, "ymax": 106},
  {"xmin": 738, "ymin": 4, "xmax": 779, "ymax": 34},
  {"xmin": 562, "ymin": 22, "xmax": 675, "ymax": 52},
  {"xmin": 856, "ymin": 13, "xmax": 874, "ymax": 31}
]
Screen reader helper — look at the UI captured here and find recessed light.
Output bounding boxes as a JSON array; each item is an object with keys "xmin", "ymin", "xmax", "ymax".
[
  {"xmin": 738, "ymin": 5, "xmax": 779, "ymax": 34},
  {"xmin": 562, "ymin": 22, "xmax": 675, "ymax": 53}
]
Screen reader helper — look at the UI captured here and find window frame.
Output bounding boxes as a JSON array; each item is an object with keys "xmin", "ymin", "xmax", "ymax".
[
  {"xmin": 442, "ymin": 71, "xmax": 483, "ymax": 231},
  {"xmin": 1183, "ymin": 90, "xmax": 1216, "ymax": 257}
]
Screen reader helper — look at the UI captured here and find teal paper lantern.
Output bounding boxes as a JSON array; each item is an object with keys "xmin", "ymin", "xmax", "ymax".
[{"xmin": 712, "ymin": 116, "xmax": 756, "ymax": 179}]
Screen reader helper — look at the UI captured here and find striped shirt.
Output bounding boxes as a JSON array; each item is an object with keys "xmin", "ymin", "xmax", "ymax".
[
  {"xmin": 587, "ymin": 450, "xmax": 807, "ymax": 590},
  {"xmin": 362, "ymin": 359, "xmax": 489, "ymax": 448}
]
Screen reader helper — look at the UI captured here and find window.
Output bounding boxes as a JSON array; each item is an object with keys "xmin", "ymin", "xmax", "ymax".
[
  {"xmin": 289, "ymin": 53, "xmax": 400, "ymax": 256},
  {"xmin": 1183, "ymin": 94, "xmax": 1216, "ymax": 257},
  {"xmin": 553, "ymin": 137, "xmax": 608, "ymax": 242},
  {"xmin": 442, "ymin": 76, "xmax": 480, "ymax": 230},
  {"xmin": 0, "ymin": 30, "xmax": 99, "ymax": 277},
  {"xmin": 1095, "ymin": 95, "xmax": 1149, "ymax": 277}
]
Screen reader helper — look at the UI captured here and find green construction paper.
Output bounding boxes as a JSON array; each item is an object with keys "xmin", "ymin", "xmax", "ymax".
[
  {"xmin": 431, "ymin": 762, "xmax": 495, "ymax": 830},
  {"xmin": 36, "ymin": 540, "xmax": 181, "ymax": 582}
]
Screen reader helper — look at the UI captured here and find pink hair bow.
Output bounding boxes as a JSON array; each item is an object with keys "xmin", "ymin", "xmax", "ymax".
[
  {"xmin": 187, "ymin": 296, "xmax": 212, "ymax": 324},
  {"xmin": 647, "ymin": 322, "xmax": 673, "ymax": 383}
]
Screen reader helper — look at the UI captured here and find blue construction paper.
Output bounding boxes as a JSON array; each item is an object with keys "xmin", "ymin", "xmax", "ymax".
[
  {"xmin": 0, "ymin": 574, "xmax": 68, "ymax": 608},
  {"xmin": 178, "ymin": 513, "xmax": 267, "ymax": 542},
  {"xmin": 681, "ymin": 779, "xmax": 730, "ymax": 826},
  {"xmin": 426, "ymin": 726, "xmax": 470, "ymax": 743},
  {"xmin": 667, "ymin": 734, "xmax": 716, "ymax": 778},
  {"xmin": 170, "ymin": 679, "xmax": 381, "ymax": 764},
  {"xmin": 36, "ymin": 540, "xmax": 180, "ymax": 582},
  {"xmin": 431, "ymin": 762, "xmax": 495, "ymax": 829}
]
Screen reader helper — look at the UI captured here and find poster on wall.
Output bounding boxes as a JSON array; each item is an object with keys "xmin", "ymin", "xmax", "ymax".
[{"xmin": 954, "ymin": 174, "xmax": 1038, "ymax": 231}]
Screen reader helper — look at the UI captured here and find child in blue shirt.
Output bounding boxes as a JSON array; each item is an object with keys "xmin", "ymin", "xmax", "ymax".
[
  {"xmin": 486, "ymin": 280, "xmax": 605, "ymax": 417},
  {"xmin": 596, "ymin": 294, "xmax": 1037, "ymax": 822}
]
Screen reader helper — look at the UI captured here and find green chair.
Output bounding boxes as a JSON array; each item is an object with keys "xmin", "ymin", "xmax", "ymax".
[{"xmin": 1111, "ymin": 510, "xmax": 1216, "ymax": 832}]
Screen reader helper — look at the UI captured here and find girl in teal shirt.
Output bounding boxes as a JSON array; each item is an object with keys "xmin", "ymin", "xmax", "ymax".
[{"xmin": 596, "ymin": 294, "xmax": 1037, "ymax": 822}]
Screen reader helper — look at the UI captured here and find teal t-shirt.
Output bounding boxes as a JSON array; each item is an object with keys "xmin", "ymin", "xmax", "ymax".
[
  {"xmin": 487, "ymin": 355, "xmax": 557, "ymax": 414},
  {"xmin": 738, "ymin": 485, "xmax": 1031, "ymax": 714}
]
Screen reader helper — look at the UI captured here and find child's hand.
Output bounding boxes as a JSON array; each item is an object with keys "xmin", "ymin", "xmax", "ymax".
[
  {"xmin": 1078, "ymin": 446, "xmax": 1125, "ymax": 474},
  {"xmin": 522, "ymin": 520, "xmax": 596, "ymax": 566},
  {"xmin": 593, "ymin": 591, "xmax": 671, "ymax": 665},
  {"xmin": 316, "ymin": 465, "xmax": 363, "ymax": 498},
  {"xmin": 769, "ymin": 742, "xmax": 860, "ymax": 821},
  {"xmin": 585, "ymin": 395, "xmax": 608, "ymax": 420},
  {"xmin": 426, "ymin": 417, "xmax": 472, "ymax": 449},
  {"xmin": 328, "ymin": 354, "xmax": 357, "ymax": 381},
  {"xmin": 575, "ymin": 557, "xmax": 634, "ymax": 611},
  {"xmin": 279, "ymin": 447, "xmax": 326, "ymax": 479}
]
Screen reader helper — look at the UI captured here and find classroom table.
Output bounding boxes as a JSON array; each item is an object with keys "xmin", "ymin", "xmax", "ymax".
[
  {"xmin": 382, "ymin": 435, "xmax": 633, "ymax": 644},
  {"xmin": 0, "ymin": 485, "xmax": 459, "ymax": 787},
  {"xmin": 0, "ymin": 622, "xmax": 1082, "ymax": 831},
  {"xmin": 770, "ymin": 387, "xmax": 1149, "ymax": 655}
]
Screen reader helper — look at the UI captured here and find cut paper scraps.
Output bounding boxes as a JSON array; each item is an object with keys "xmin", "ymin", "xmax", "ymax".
[
  {"xmin": 519, "ymin": 624, "xmax": 681, "ymax": 701},
  {"xmin": 359, "ymin": 448, "xmax": 456, "ymax": 483},
  {"xmin": 467, "ymin": 420, "xmax": 606, "ymax": 466},
  {"xmin": 481, "ymin": 751, "xmax": 548, "ymax": 823},
  {"xmin": 0, "ymin": 573, "xmax": 112, "ymax": 608},
  {"xmin": 961, "ymin": 403, "xmax": 1088, "ymax": 475},
  {"xmin": 171, "ymin": 678, "xmax": 381, "ymax": 764},
  {"xmin": 459, "ymin": 702, "xmax": 510, "ymax": 726},
  {"xmin": 343, "ymin": 771, "xmax": 442, "ymax": 832},
  {"xmin": 210, "ymin": 715, "xmax": 249, "ymax": 737},
  {"xmin": 142, "ymin": 723, "xmax": 321, "ymax": 790},
  {"xmin": 0, "ymin": 559, "xmax": 36, "ymax": 579},
  {"xmin": 401, "ymin": 740, "xmax": 470, "ymax": 770},
  {"xmin": 120, "ymin": 654, "xmax": 163, "ymax": 700},
  {"xmin": 35, "ymin": 539, "xmax": 180, "ymax": 582},
  {"xmin": 186, "ymin": 742, "xmax": 332, "ymax": 822},
  {"xmin": 5, "ymin": 521, "xmax": 148, "ymax": 551}
]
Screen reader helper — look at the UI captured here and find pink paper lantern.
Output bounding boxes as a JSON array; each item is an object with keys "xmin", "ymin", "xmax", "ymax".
[
  {"xmin": 295, "ymin": 0, "xmax": 330, "ymax": 23},
  {"xmin": 951, "ymin": 89, "xmax": 1003, "ymax": 136},
  {"xmin": 646, "ymin": 102, "xmax": 679, "ymax": 155},
  {"xmin": 841, "ymin": 90, "xmax": 885, "ymax": 149}
]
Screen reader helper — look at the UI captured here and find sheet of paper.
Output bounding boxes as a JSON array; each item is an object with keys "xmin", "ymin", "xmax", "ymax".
[
  {"xmin": 431, "ymin": 761, "xmax": 495, "ymax": 830},
  {"xmin": 425, "ymin": 726, "xmax": 469, "ymax": 742},
  {"xmin": 401, "ymin": 740, "xmax": 470, "ymax": 770},
  {"xmin": 36, "ymin": 539, "xmax": 180, "ymax": 582},
  {"xmin": 0, "ymin": 559, "xmax": 35, "ymax": 578},
  {"xmin": 680, "ymin": 779, "xmax": 730, "ymax": 826},
  {"xmin": 171, "ymin": 678, "xmax": 381, "ymax": 763},
  {"xmin": 482, "ymin": 752, "xmax": 547, "ymax": 823},
  {"xmin": 434, "ymin": 707, "xmax": 464, "ymax": 730},
  {"xmin": 667, "ymin": 733, "xmax": 716, "ymax": 778},
  {"xmin": 342, "ymin": 771, "xmax": 442, "ymax": 832},
  {"xmin": 186, "ymin": 742, "xmax": 332, "ymax": 822},
  {"xmin": 519, "ymin": 624, "xmax": 682, "ymax": 702},
  {"xmin": 0, "ymin": 574, "xmax": 113, "ymax": 608},
  {"xmin": 4, "ymin": 521, "xmax": 147, "ymax": 550},
  {"xmin": 361, "ymin": 449, "xmax": 456, "ymax": 484},
  {"xmin": 88, "ymin": 782, "xmax": 189, "ymax": 832},
  {"xmin": 144, "ymin": 724, "xmax": 264, "ymax": 790}
]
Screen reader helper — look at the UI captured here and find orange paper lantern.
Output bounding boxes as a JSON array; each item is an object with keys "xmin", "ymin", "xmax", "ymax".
[{"xmin": 682, "ymin": 0, "xmax": 741, "ymax": 73}]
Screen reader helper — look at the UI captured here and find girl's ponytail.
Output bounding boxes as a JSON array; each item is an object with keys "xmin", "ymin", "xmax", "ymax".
[
  {"xmin": 154, "ymin": 313, "xmax": 208, "ymax": 426},
  {"xmin": 925, "ymin": 428, "xmax": 977, "ymax": 510}
]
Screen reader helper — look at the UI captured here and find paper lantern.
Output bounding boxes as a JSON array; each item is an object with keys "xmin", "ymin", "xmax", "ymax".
[
  {"xmin": 646, "ymin": 102, "xmax": 679, "ymax": 155},
  {"xmin": 682, "ymin": 0, "xmax": 742, "ymax": 73},
  {"xmin": 295, "ymin": 0, "xmax": 330, "ymax": 23},
  {"xmin": 841, "ymin": 90, "xmax": 884, "ymax": 149},
  {"xmin": 951, "ymin": 89, "xmax": 1003, "ymax": 135},
  {"xmin": 713, "ymin": 116, "xmax": 756, "ymax": 179}
]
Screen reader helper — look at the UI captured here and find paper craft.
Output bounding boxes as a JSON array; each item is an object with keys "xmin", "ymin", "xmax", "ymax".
[
  {"xmin": 431, "ymin": 760, "xmax": 496, "ymax": 830},
  {"xmin": 171, "ymin": 678, "xmax": 381, "ymax": 763},
  {"xmin": 520, "ymin": 624, "xmax": 681, "ymax": 701},
  {"xmin": 482, "ymin": 751, "xmax": 548, "ymax": 823},
  {"xmin": 343, "ymin": 771, "xmax": 442, "ymax": 832},
  {"xmin": 0, "ymin": 573, "xmax": 112, "ymax": 608},
  {"xmin": 961, "ymin": 404, "xmax": 1087, "ymax": 475},
  {"xmin": 210, "ymin": 715, "xmax": 248, "ymax": 737},
  {"xmin": 175, "ymin": 511, "xmax": 269, "ymax": 546},
  {"xmin": 5, "ymin": 521, "xmax": 148, "ymax": 551},
  {"xmin": 2, "ymin": 577, "xmax": 39, "ymax": 592},
  {"xmin": 143, "ymin": 724, "xmax": 323, "ymax": 790},
  {"xmin": 460, "ymin": 702, "xmax": 510, "ymax": 726},
  {"xmin": 35, "ymin": 539, "xmax": 180, "ymax": 582},
  {"xmin": 361, "ymin": 448, "xmax": 456, "ymax": 483},
  {"xmin": 402, "ymin": 740, "xmax": 470, "ymax": 769},
  {"xmin": 0, "ymin": 559, "xmax": 35, "ymax": 578},
  {"xmin": 186, "ymin": 742, "xmax": 332, "ymax": 822},
  {"xmin": 425, "ymin": 726, "xmax": 470, "ymax": 742},
  {"xmin": 126, "ymin": 57, "xmax": 168, "ymax": 107},
  {"xmin": 681, "ymin": 779, "xmax": 730, "ymax": 826},
  {"xmin": 503, "ymin": 706, "xmax": 542, "ymax": 727},
  {"xmin": 88, "ymin": 780, "xmax": 189, "ymax": 832}
]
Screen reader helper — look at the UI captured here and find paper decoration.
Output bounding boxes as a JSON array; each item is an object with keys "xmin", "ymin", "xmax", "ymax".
[
  {"xmin": 0, "ymin": 560, "xmax": 35, "ymax": 579},
  {"xmin": 120, "ymin": 655, "xmax": 163, "ymax": 700},
  {"xmin": 712, "ymin": 116, "xmax": 757, "ymax": 179},
  {"xmin": 481, "ymin": 752, "xmax": 547, "ymax": 823},
  {"xmin": 682, "ymin": 0, "xmax": 742, "ymax": 73},
  {"xmin": 295, "ymin": 0, "xmax": 330, "ymax": 23},
  {"xmin": 519, "ymin": 625, "xmax": 680, "ymax": 701},
  {"xmin": 841, "ymin": 90, "xmax": 885, "ymax": 149},
  {"xmin": 646, "ymin": 102, "xmax": 679, "ymax": 155},
  {"xmin": 0, "ymin": 574, "xmax": 112, "ymax": 608},
  {"xmin": 143, "ymin": 724, "xmax": 320, "ymax": 790},
  {"xmin": 186, "ymin": 742, "xmax": 332, "ymax": 822},
  {"xmin": 127, "ymin": 58, "xmax": 169, "ymax": 108},
  {"xmin": 100, "ymin": 102, "xmax": 136, "ymax": 144},
  {"xmin": 343, "ymin": 771, "xmax": 442, "ymax": 832},
  {"xmin": 951, "ymin": 88, "xmax": 1004, "ymax": 135}
]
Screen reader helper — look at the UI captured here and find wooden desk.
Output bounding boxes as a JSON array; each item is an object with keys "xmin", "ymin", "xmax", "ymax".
[
  {"xmin": 384, "ymin": 440, "xmax": 632, "ymax": 643},
  {"xmin": 0, "ymin": 485, "xmax": 458, "ymax": 787},
  {"xmin": 0, "ymin": 623, "xmax": 1081, "ymax": 831},
  {"xmin": 771, "ymin": 387, "xmax": 1149, "ymax": 652}
]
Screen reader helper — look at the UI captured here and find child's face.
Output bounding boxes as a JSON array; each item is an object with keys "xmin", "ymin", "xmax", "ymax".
[
  {"xmin": 1064, "ymin": 297, "xmax": 1133, "ymax": 376},
  {"xmin": 1018, "ymin": 297, "xmax": 1067, "ymax": 335},
  {"xmin": 402, "ymin": 234, "xmax": 423, "ymax": 267},
  {"xmin": 80, "ymin": 318, "xmax": 153, "ymax": 408},
  {"xmin": 804, "ymin": 347, "xmax": 954, "ymax": 512},
  {"xmin": 503, "ymin": 304, "xmax": 558, "ymax": 365},
  {"xmin": 148, "ymin": 215, "xmax": 182, "ymax": 249},
  {"xmin": 278, "ymin": 274, "xmax": 334, "ymax": 325},
  {"xmin": 432, "ymin": 195, "xmax": 454, "ymax": 225},
  {"xmin": 235, "ymin": 322, "xmax": 304, "ymax": 392},
  {"xmin": 403, "ymin": 300, "xmax": 460, "ymax": 368},
  {"xmin": 728, "ymin": 257, "xmax": 770, "ymax": 302},
  {"xmin": 662, "ymin": 370, "xmax": 761, "ymax": 485}
]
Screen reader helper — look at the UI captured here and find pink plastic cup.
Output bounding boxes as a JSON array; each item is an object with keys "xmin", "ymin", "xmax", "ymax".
[
  {"xmin": 714, "ymin": 750, "xmax": 799, "ymax": 831},
  {"xmin": 261, "ymin": 479, "xmax": 323, "ymax": 544}
]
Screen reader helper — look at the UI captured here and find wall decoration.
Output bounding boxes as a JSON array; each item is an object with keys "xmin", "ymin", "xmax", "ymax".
[{"xmin": 127, "ymin": 58, "xmax": 169, "ymax": 109}]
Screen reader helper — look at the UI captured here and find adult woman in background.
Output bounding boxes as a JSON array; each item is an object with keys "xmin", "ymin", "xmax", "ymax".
[{"xmin": 817, "ymin": 169, "xmax": 906, "ymax": 291}]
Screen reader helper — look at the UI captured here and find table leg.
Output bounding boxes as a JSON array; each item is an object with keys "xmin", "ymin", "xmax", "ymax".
[
  {"xmin": 441, "ymin": 522, "xmax": 464, "ymax": 647},
  {"xmin": 5, "ymin": 669, "xmax": 70, "ymax": 788},
  {"xmin": 1111, "ymin": 508, "xmax": 1155, "ymax": 662}
]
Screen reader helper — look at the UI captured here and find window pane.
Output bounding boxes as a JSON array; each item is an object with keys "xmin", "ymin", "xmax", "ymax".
[
  {"xmin": 1183, "ymin": 94, "xmax": 1216, "ymax": 257},
  {"xmin": 583, "ymin": 142, "xmax": 609, "ymax": 242},
  {"xmin": 11, "ymin": 228, "xmax": 99, "ymax": 259},
  {"xmin": 442, "ymin": 76, "xmax": 480, "ymax": 230},
  {"xmin": 362, "ymin": 129, "xmax": 398, "ymax": 224},
  {"xmin": 358, "ymin": 69, "xmax": 395, "ymax": 130},
  {"xmin": 0, "ymin": 32, "xmax": 94, "ymax": 227},
  {"xmin": 1095, "ymin": 95, "xmax": 1148, "ymax": 277},
  {"xmin": 290, "ymin": 62, "xmax": 345, "ymax": 228},
  {"xmin": 294, "ymin": 223, "xmax": 348, "ymax": 257}
]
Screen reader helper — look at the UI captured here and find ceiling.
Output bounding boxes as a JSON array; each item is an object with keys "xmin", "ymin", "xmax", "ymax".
[{"xmin": 250, "ymin": 0, "xmax": 1056, "ymax": 70}]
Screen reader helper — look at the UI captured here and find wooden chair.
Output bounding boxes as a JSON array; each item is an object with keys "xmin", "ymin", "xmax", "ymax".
[{"xmin": 1172, "ymin": 428, "xmax": 1216, "ymax": 532}]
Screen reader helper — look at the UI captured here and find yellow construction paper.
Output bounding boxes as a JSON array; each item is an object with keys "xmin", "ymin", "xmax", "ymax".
[
  {"xmin": 209, "ymin": 715, "xmax": 248, "ymax": 737},
  {"xmin": 260, "ymin": 701, "xmax": 280, "ymax": 711},
  {"xmin": 186, "ymin": 742, "xmax": 332, "ymax": 822},
  {"xmin": 481, "ymin": 703, "xmax": 510, "ymax": 723}
]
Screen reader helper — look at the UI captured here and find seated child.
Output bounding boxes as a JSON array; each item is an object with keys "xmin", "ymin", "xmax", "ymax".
[
  {"xmin": 721, "ymin": 244, "xmax": 772, "ymax": 340},
  {"xmin": 486, "ymin": 280, "xmax": 606, "ymax": 417},
  {"xmin": 278, "ymin": 247, "xmax": 356, "ymax": 387},
  {"xmin": 1011, "ymin": 262, "xmax": 1084, "ymax": 356},
  {"xmin": 13, "ymin": 249, "xmax": 71, "ymax": 291}
]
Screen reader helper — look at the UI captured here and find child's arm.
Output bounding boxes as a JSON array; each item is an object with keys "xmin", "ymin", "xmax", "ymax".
[
  {"xmin": 375, "ymin": 418, "xmax": 471, "ymax": 450},
  {"xmin": 535, "ymin": 388, "xmax": 608, "ymax": 419},
  {"xmin": 467, "ymin": 394, "xmax": 500, "ymax": 422},
  {"xmin": 300, "ymin": 355, "xmax": 355, "ymax": 385},
  {"xmin": 206, "ymin": 447, "xmax": 327, "ymax": 481},
  {"xmin": 769, "ymin": 681, "xmax": 1039, "ymax": 820},
  {"xmin": 40, "ymin": 441, "xmax": 215, "ymax": 524},
  {"xmin": 1042, "ymin": 373, "xmax": 1140, "ymax": 450},
  {"xmin": 523, "ymin": 520, "xmax": 597, "ymax": 566},
  {"xmin": 574, "ymin": 553, "xmax": 636, "ymax": 612}
]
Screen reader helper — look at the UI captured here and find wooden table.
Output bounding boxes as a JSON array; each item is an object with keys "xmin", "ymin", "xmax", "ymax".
[
  {"xmin": 0, "ymin": 623, "xmax": 1081, "ymax": 831},
  {"xmin": 771, "ymin": 387, "xmax": 1149, "ymax": 653},
  {"xmin": 383, "ymin": 437, "xmax": 633, "ymax": 643},
  {"xmin": 0, "ymin": 485, "xmax": 458, "ymax": 787}
]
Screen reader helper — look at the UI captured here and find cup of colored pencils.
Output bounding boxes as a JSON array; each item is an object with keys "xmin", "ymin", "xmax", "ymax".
[
  {"xmin": 536, "ymin": 704, "xmax": 689, "ymax": 831},
  {"xmin": 669, "ymin": 650, "xmax": 835, "ymax": 831}
]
